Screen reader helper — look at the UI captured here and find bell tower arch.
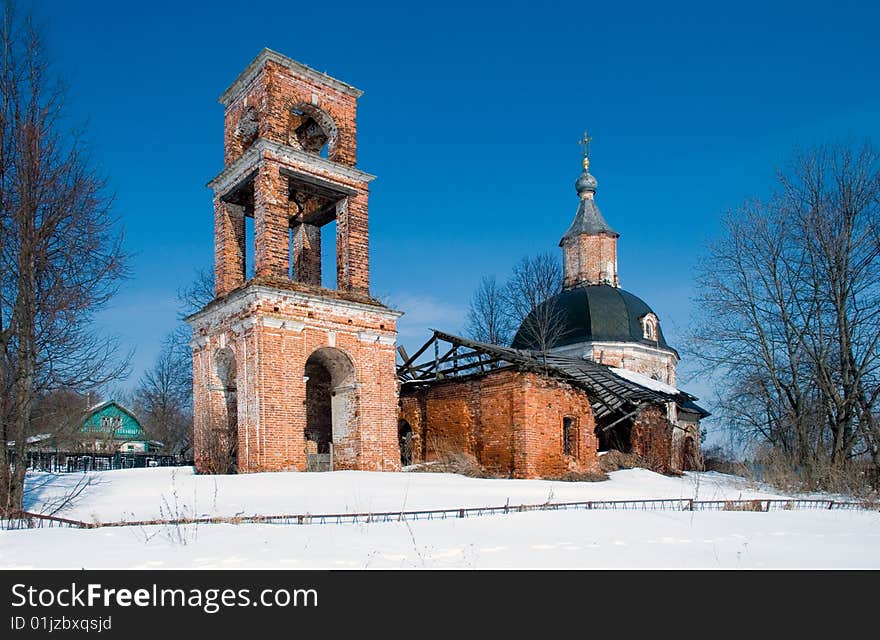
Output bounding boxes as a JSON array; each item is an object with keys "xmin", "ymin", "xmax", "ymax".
[{"xmin": 188, "ymin": 49, "xmax": 402, "ymax": 473}]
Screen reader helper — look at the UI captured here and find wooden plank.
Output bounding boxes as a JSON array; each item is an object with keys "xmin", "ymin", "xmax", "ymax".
[
  {"xmin": 396, "ymin": 334, "xmax": 437, "ymax": 374},
  {"xmin": 600, "ymin": 404, "xmax": 645, "ymax": 432}
]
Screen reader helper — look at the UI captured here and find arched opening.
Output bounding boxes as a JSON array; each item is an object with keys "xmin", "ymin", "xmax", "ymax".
[
  {"xmin": 398, "ymin": 420, "xmax": 413, "ymax": 467},
  {"xmin": 304, "ymin": 347, "xmax": 357, "ymax": 471},
  {"xmin": 563, "ymin": 416, "xmax": 578, "ymax": 457},
  {"xmin": 289, "ymin": 104, "xmax": 338, "ymax": 158},
  {"xmin": 213, "ymin": 347, "xmax": 238, "ymax": 473}
]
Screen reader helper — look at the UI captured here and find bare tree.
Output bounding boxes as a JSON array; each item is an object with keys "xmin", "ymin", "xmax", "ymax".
[
  {"xmin": 133, "ymin": 267, "xmax": 214, "ymax": 461},
  {"xmin": 30, "ymin": 388, "xmax": 91, "ymax": 449},
  {"xmin": 136, "ymin": 332, "xmax": 193, "ymax": 457},
  {"xmin": 688, "ymin": 142, "xmax": 880, "ymax": 489},
  {"xmin": 780, "ymin": 145, "xmax": 880, "ymax": 468},
  {"xmin": 465, "ymin": 275, "xmax": 513, "ymax": 346},
  {"xmin": 177, "ymin": 267, "xmax": 214, "ymax": 318},
  {"xmin": 504, "ymin": 251, "xmax": 567, "ymax": 351},
  {"xmin": 0, "ymin": 3, "xmax": 128, "ymax": 515}
]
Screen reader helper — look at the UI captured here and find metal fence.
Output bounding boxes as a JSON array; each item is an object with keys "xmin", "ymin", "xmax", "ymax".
[
  {"xmin": 2, "ymin": 497, "xmax": 877, "ymax": 531},
  {"xmin": 10, "ymin": 450, "xmax": 185, "ymax": 473}
]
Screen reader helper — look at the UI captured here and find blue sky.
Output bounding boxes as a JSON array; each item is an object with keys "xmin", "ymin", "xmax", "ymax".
[{"xmin": 28, "ymin": 0, "xmax": 880, "ymax": 435}]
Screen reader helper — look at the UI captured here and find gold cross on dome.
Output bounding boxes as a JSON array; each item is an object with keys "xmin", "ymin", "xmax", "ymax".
[{"xmin": 578, "ymin": 131, "xmax": 592, "ymax": 169}]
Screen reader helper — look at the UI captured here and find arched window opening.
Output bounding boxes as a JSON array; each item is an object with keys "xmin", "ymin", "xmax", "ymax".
[
  {"xmin": 304, "ymin": 347, "xmax": 357, "ymax": 471},
  {"xmin": 563, "ymin": 416, "xmax": 578, "ymax": 456},
  {"xmin": 212, "ymin": 347, "xmax": 238, "ymax": 473},
  {"xmin": 289, "ymin": 104, "xmax": 338, "ymax": 157},
  {"xmin": 641, "ymin": 313, "xmax": 659, "ymax": 341}
]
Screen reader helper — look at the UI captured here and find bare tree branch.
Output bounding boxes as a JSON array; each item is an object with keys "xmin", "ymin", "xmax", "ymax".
[{"xmin": 0, "ymin": 1, "xmax": 128, "ymax": 514}]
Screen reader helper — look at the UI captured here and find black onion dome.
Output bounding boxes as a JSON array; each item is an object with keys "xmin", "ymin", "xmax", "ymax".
[{"xmin": 511, "ymin": 284, "xmax": 675, "ymax": 353}]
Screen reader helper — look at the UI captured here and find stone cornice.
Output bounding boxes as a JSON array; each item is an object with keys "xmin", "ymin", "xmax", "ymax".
[
  {"xmin": 219, "ymin": 48, "xmax": 363, "ymax": 106},
  {"xmin": 207, "ymin": 138, "xmax": 376, "ymax": 195},
  {"xmin": 553, "ymin": 340, "xmax": 680, "ymax": 364},
  {"xmin": 185, "ymin": 282, "xmax": 403, "ymax": 329}
]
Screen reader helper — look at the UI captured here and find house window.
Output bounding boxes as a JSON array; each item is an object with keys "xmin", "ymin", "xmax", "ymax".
[
  {"xmin": 100, "ymin": 416, "xmax": 123, "ymax": 432},
  {"xmin": 563, "ymin": 417, "xmax": 577, "ymax": 456}
]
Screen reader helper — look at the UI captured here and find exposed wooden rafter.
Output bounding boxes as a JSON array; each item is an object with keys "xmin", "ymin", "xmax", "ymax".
[{"xmin": 397, "ymin": 330, "xmax": 691, "ymax": 423}]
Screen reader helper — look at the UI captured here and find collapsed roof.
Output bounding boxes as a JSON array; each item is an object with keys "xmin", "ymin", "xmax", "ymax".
[{"xmin": 397, "ymin": 330, "xmax": 709, "ymax": 423}]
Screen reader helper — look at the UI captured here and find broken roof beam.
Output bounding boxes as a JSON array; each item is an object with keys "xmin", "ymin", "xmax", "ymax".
[
  {"xmin": 396, "ymin": 333, "xmax": 439, "ymax": 376},
  {"xmin": 398, "ymin": 329, "xmax": 673, "ymax": 424}
]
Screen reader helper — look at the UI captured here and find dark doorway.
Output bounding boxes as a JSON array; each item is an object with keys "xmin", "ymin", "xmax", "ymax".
[
  {"xmin": 398, "ymin": 420, "xmax": 414, "ymax": 466},
  {"xmin": 215, "ymin": 347, "xmax": 238, "ymax": 473},
  {"xmin": 304, "ymin": 347, "xmax": 357, "ymax": 471},
  {"xmin": 305, "ymin": 358, "xmax": 333, "ymax": 455},
  {"xmin": 595, "ymin": 420, "xmax": 632, "ymax": 453}
]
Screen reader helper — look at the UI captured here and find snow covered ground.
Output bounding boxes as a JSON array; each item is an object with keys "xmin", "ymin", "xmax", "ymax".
[
  {"xmin": 17, "ymin": 466, "xmax": 792, "ymax": 523},
  {"xmin": 2, "ymin": 467, "xmax": 878, "ymax": 569}
]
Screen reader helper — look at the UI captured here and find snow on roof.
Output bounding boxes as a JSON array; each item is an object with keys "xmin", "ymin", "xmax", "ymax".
[
  {"xmin": 609, "ymin": 367, "xmax": 679, "ymax": 396},
  {"xmin": 5, "ymin": 433, "xmax": 54, "ymax": 447},
  {"xmin": 87, "ymin": 399, "xmax": 119, "ymax": 413},
  {"xmin": 84, "ymin": 400, "xmax": 142, "ymax": 424}
]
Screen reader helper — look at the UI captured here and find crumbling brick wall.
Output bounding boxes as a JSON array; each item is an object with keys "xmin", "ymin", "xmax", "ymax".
[
  {"xmin": 672, "ymin": 420, "xmax": 703, "ymax": 471},
  {"xmin": 191, "ymin": 288, "xmax": 401, "ymax": 474},
  {"xmin": 222, "ymin": 56, "xmax": 359, "ymax": 167},
  {"xmin": 630, "ymin": 404, "xmax": 674, "ymax": 474},
  {"xmin": 399, "ymin": 369, "xmax": 600, "ymax": 479},
  {"xmin": 517, "ymin": 373, "xmax": 600, "ymax": 478},
  {"xmin": 562, "ymin": 232, "xmax": 619, "ymax": 288},
  {"xmin": 193, "ymin": 50, "xmax": 399, "ymax": 476},
  {"xmin": 213, "ymin": 51, "xmax": 371, "ymax": 298}
]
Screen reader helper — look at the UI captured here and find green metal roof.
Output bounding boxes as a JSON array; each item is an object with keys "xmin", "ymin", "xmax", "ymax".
[{"xmin": 511, "ymin": 284, "xmax": 676, "ymax": 353}]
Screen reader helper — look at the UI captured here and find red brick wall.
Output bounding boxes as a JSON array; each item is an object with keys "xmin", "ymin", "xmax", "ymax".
[
  {"xmin": 214, "ymin": 198, "xmax": 246, "ymax": 297},
  {"xmin": 563, "ymin": 232, "xmax": 618, "ymax": 288},
  {"xmin": 399, "ymin": 369, "xmax": 600, "ymax": 479},
  {"xmin": 631, "ymin": 404, "xmax": 673, "ymax": 474},
  {"xmin": 197, "ymin": 53, "xmax": 392, "ymax": 475},
  {"xmin": 252, "ymin": 157, "xmax": 289, "ymax": 281},
  {"xmin": 517, "ymin": 373, "xmax": 599, "ymax": 478},
  {"xmin": 213, "ymin": 53, "xmax": 371, "ymax": 298},
  {"xmin": 292, "ymin": 223, "xmax": 321, "ymax": 287},
  {"xmin": 191, "ymin": 288, "xmax": 401, "ymax": 473},
  {"xmin": 223, "ymin": 61, "xmax": 358, "ymax": 167}
]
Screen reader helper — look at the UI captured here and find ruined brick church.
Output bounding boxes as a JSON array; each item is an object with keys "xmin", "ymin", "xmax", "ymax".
[{"xmin": 188, "ymin": 49, "xmax": 707, "ymax": 478}]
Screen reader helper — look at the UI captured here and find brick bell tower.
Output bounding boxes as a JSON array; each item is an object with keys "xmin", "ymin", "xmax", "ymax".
[{"xmin": 187, "ymin": 49, "xmax": 402, "ymax": 474}]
